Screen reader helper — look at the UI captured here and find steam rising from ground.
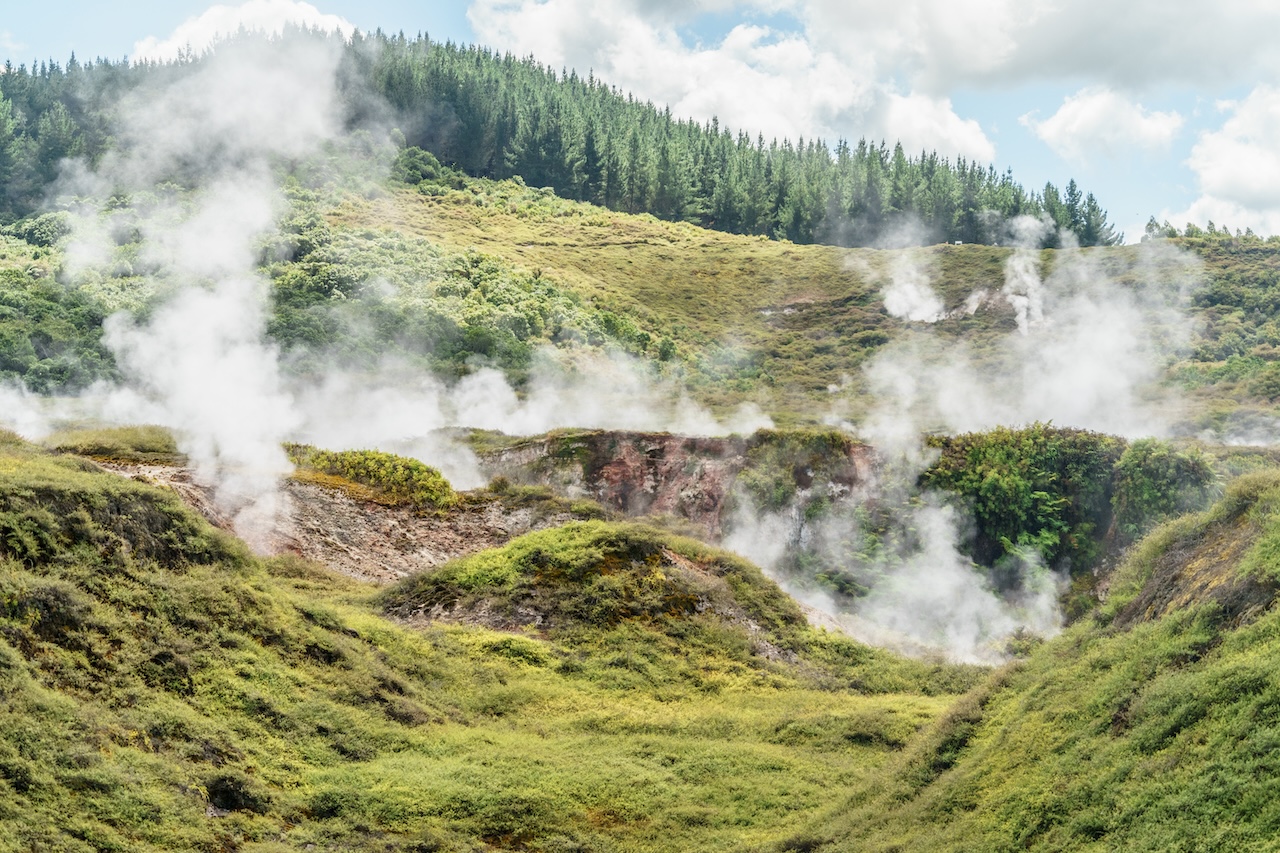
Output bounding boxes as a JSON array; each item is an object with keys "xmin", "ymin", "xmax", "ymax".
[
  {"xmin": 728, "ymin": 216, "xmax": 1202, "ymax": 663},
  {"xmin": 291, "ymin": 352, "xmax": 772, "ymax": 489},
  {"xmin": 0, "ymin": 40, "xmax": 1201, "ymax": 662},
  {"xmin": 881, "ymin": 252, "xmax": 945, "ymax": 323},
  {"xmin": 724, "ymin": 463, "xmax": 1065, "ymax": 664},
  {"xmin": 1, "ymin": 34, "xmax": 771, "ymax": 546},
  {"xmin": 47, "ymin": 37, "xmax": 347, "ymax": 548},
  {"xmin": 864, "ymin": 217, "xmax": 1199, "ymax": 442}
]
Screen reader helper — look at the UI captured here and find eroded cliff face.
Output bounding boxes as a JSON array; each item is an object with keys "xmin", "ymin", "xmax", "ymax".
[
  {"xmin": 477, "ymin": 430, "xmax": 877, "ymax": 538},
  {"xmin": 101, "ymin": 461, "xmax": 578, "ymax": 583},
  {"xmin": 98, "ymin": 429, "xmax": 877, "ymax": 586}
]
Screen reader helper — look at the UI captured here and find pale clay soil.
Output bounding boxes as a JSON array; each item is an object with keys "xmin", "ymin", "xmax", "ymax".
[{"xmin": 101, "ymin": 462, "xmax": 571, "ymax": 584}]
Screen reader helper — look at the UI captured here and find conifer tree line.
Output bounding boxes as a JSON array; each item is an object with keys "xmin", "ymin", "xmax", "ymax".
[{"xmin": 0, "ymin": 28, "xmax": 1119, "ymax": 247}]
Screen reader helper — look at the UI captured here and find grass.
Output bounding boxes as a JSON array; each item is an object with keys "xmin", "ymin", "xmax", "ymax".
[
  {"xmin": 42, "ymin": 424, "xmax": 185, "ymax": 465},
  {"xmin": 0, "ymin": 434, "xmax": 980, "ymax": 851},
  {"xmin": 785, "ymin": 473, "xmax": 1280, "ymax": 853},
  {"xmin": 325, "ymin": 181, "xmax": 1010, "ymax": 420}
]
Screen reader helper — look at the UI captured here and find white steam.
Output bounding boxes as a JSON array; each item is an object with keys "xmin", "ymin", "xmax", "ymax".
[
  {"xmin": 727, "ymin": 216, "xmax": 1203, "ymax": 663},
  {"xmin": 1001, "ymin": 215, "xmax": 1052, "ymax": 335},
  {"xmin": 851, "ymin": 502, "xmax": 1060, "ymax": 661},
  {"xmin": 882, "ymin": 251, "xmax": 945, "ymax": 323},
  {"xmin": 850, "ymin": 219, "xmax": 1199, "ymax": 657},
  {"xmin": 39, "ymin": 37, "xmax": 351, "ymax": 549},
  {"xmin": 104, "ymin": 278, "xmax": 297, "ymax": 546},
  {"xmin": 0, "ymin": 385, "xmax": 52, "ymax": 438},
  {"xmin": 289, "ymin": 351, "xmax": 772, "ymax": 490},
  {"xmin": 2, "ymin": 34, "xmax": 775, "ymax": 547},
  {"xmin": 865, "ymin": 217, "xmax": 1199, "ymax": 440}
]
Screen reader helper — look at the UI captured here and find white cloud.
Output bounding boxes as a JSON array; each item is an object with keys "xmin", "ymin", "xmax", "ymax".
[
  {"xmin": 468, "ymin": 0, "xmax": 995, "ymax": 161},
  {"xmin": 132, "ymin": 0, "xmax": 355, "ymax": 63},
  {"xmin": 1162, "ymin": 86, "xmax": 1280, "ymax": 236},
  {"xmin": 0, "ymin": 31, "xmax": 24, "ymax": 56},
  {"xmin": 467, "ymin": 0, "xmax": 1280, "ymax": 164},
  {"xmin": 1020, "ymin": 87, "xmax": 1183, "ymax": 165},
  {"xmin": 795, "ymin": 0, "xmax": 1280, "ymax": 92},
  {"xmin": 880, "ymin": 92, "xmax": 995, "ymax": 163}
]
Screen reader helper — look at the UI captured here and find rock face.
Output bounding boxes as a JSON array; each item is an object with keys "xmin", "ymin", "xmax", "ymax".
[
  {"xmin": 1111, "ymin": 513, "xmax": 1278, "ymax": 631},
  {"xmin": 103, "ymin": 461, "xmax": 573, "ymax": 584},
  {"xmin": 101, "ymin": 429, "xmax": 878, "ymax": 584},
  {"xmin": 478, "ymin": 430, "xmax": 876, "ymax": 538}
]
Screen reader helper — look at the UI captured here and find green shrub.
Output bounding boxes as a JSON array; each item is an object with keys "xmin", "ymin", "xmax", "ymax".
[
  {"xmin": 737, "ymin": 428, "xmax": 863, "ymax": 511},
  {"xmin": 285, "ymin": 444, "xmax": 456, "ymax": 510},
  {"xmin": 922, "ymin": 424, "xmax": 1126, "ymax": 573},
  {"xmin": 1111, "ymin": 438, "xmax": 1217, "ymax": 543}
]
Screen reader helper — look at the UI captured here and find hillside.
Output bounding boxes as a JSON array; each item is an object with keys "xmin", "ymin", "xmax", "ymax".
[
  {"xmin": 0, "ymin": 430, "xmax": 982, "ymax": 851},
  {"xmin": 4, "ymin": 25, "xmax": 1280, "ymax": 853},
  {"xmin": 795, "ymin": 472, "xmax": 1280, "ymax": 852},
  {"xmin": 6, "ymin": 173, "xmax": 1280, "ymax": 434},
  {"xmin": 5, "ymin": 417, "xmax": 1280, "ymax": 851}
]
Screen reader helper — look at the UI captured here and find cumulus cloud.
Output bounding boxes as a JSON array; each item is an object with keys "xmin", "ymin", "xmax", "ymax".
[
  {"xmin": 468, "ymin": 0, "xmax": 1280, "ymax": 168},
  {"xmin": 1020, "ymin": 87, "xmax": 1183, "ymax": 165},
  {"xmin": 1162, "ymin": 86, "xmax": 1280, "ymax": 235},
  {"xmin": 132, "ymin": 0, "xmax": 355, "ymax": 63},
  {"xmin": 0, "ymin": 30, "xmax": 24, "ymax": 56},
  {"xmin": 795, "ymin": 0, "xmax": 1280, "ymax": 92},
  {"xmin": 468, "ymin": 0, "xmax": 995, "ymax": 162},
  {"xmin": 879, "ymin": 91, "xmax": 995, "ymax": 163}
]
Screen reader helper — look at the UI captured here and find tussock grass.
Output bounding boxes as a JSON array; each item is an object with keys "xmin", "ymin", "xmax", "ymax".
[{"xmin": 43, "ymin": 424, "xmax": 184, "ymax": 465}]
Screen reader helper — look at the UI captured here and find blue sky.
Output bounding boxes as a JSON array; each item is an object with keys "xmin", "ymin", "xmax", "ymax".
[{"xmin": 5, "ymin": 0, "xmax": 1279, "ymax": 241}]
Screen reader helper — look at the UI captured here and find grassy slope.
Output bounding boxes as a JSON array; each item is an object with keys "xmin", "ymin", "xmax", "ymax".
[
  {"xmin": 0, "ymin": 432, "xmax": 980, "ymax": 852},
  {"xmin": 7, "ymin": 174, "xmax": 1280, "ymax": 429},
  {"xmin": 328, "ymin": 182, "xmax": 1017, "ymax": 418},
  {"xmin": 792, "ymin": 473, "xmax": 1280, "ymax": 853},
  {"xmin": 326, "ymin": 180, "xmax": 1280, "ymax": 430}
]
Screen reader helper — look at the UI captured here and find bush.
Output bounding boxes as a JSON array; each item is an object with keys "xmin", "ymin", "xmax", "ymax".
[
  {"xmin": 1111, "ymin": 439, "xmax": 1217, "ymax": 543},
  {"xmin": 922, "ymin": 424, "xmax": 1126, "ymax": 572},
  {"xmin": 285, "ymin": 444, "xmax": 457, "ymax": 510}
]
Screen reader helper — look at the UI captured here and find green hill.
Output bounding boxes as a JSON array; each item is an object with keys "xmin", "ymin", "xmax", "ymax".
[
  {"xmin": 5, "ymin": 26, "xmax": 1280, "ymax": 853},
  {"xmin": 0, "ymin": 431, "xmax": 980, "ymax": 851},
  {"xmin": 794, "ymin": 472, "xmax": 1280, "ymax": 852}
]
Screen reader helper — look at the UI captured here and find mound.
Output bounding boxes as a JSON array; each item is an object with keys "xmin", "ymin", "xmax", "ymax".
[{"xmin": 380, "ymin": 520, "xmax": 807, "ymax": 652}]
